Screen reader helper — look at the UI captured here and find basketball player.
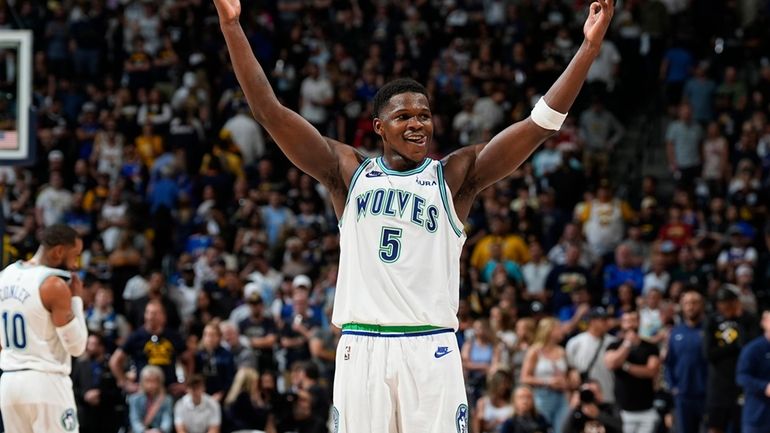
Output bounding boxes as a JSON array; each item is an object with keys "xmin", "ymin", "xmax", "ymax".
[
  {"xmin": 0, "ymin": 224, "xmax": 88, "ymax": 432},
  {"xmin": 213, "ymin": 0, "xmax": 614, "ymax": 431}
]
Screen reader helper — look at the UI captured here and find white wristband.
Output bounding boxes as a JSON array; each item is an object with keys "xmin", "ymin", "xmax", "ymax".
[
  {"xmin": 531, "ymin": 97, "xmax": 568, "ymax": 131},
  {"xmin": 55, "ymin": 296, "xmax": 88, "ymax": 357}
]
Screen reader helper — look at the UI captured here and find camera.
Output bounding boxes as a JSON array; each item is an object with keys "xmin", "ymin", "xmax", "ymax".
[{"xmin": 579, "ymin": 388, "xmax": 595, "ymax": 404}]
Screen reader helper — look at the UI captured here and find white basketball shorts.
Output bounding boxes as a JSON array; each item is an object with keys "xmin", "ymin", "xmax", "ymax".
[
  {"xmin": 332, "ymin": 324, "xmax": 469, "ymax": 433},
  {"xmin": 0, "ymin": 369, "xmax": 79, "ymax": 433}
]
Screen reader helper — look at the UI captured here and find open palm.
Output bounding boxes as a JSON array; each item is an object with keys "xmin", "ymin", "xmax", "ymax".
[
  {"xmin": 583, "ymin": 0, "xmax": 614, "ymax": 46},
  {"xmin": 213, "ymin": 0, "xmax": 241, "ymax": 24}
]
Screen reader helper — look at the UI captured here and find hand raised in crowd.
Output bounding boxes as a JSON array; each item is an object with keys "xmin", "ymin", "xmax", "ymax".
[
  {"xmin": 623, "ymin": 329, "xmax": 640, "ymax": 347},
  {"xmin": 122, "ymin": 380, "xmax": 139, "ymax": 394},
  {"xmin": 576, "ymin": 303, "xmax": 591, "ymax": 319}
]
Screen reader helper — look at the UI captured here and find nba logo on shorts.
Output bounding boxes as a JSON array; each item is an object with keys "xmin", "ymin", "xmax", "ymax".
[
  {"xmin": 61, "ymin": 408, "xmax": 77, "ymax": 431},
  {"xmin": 455, "ymin": 404, "xmax": 468, "ymax": 433},
  {"xmin": 332, "ymin": 406, "xmax": 340, "ymax": 433}
]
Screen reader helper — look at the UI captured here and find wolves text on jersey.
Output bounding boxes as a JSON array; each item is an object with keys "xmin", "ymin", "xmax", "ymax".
[{"xmin": 355, "ymin": 188, "xmax": 439, "ymax": 232}]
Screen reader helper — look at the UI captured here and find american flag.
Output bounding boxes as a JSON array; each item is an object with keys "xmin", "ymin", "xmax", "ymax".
[{"xmin": 0, "ymin": 130, "xmax": 18, "ymax": 150}]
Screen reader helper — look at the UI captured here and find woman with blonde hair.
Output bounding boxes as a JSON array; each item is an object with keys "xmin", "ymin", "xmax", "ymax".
[
  {"xmin": 224, "ymin": 367, "xmax": 272, "ymax": 432},
  {"xmin": 194, "ymin": 321, "xmax": 236, "ymax": 401},
  {"xmin": 510, "ymin": 317, "xmax": 536, "ymax": 380},
  {"xmin": 127, "ymin": 365, "xmax": 173, "ymax": 433},
  {"xmin": 520, "ymin": 317, "xmax": 570, "ymax": 432}
]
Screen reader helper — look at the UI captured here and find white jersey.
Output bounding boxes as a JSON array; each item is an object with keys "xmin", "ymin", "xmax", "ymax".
[
  {"xmin": 333, "ymin": 157, "xmax": 467, "ymax": 329},
  {"xmin": 0, "ymin": 261, "xmax": 73, "ymax": 375}
]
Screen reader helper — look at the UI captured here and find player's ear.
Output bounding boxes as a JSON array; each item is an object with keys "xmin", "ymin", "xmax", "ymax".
[
  {"xmin": 49, "ymin": 245, "xmax": 64, "ymax": 262},
  {"xmin": 373, "ymin": 117, "xmax": 383, "ymax": 135}
]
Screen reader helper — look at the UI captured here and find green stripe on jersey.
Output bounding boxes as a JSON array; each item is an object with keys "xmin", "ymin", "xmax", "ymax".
[
  {"xmin": 341, "ymin": 323, "xmax": 444, "ymax": 333},
  {"xmin": 436, "ymin": 163, "xmax": 464, "ymax": 237},
  {"xmin": 338, "ymin": 158, "xmax": 370, "ymax": 229}
]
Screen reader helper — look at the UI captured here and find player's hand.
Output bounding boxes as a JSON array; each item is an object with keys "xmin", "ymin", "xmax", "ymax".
[
  {"xmin": 583, "ymin": 0, "xmax": 614, "ymax": 47},
  {"xmin": 84, "ymin": 389, "xmax": 101, "ymax": 405},
  {"xmin": 213, "ymin": 0, "xmax": 241, "ymax": 25},
  {"xmin": 70, "ymin": 272, "xmax": 84, "ymax": 299},
  {"xmin": 765, "ymin": 382, "xmax": 770, "ymax": 398}
]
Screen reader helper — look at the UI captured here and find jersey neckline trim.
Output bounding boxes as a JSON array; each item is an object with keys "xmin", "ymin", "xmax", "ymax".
[{"xmin": 376, "ymin": 157, "xmax": 432, "ymax": 176}]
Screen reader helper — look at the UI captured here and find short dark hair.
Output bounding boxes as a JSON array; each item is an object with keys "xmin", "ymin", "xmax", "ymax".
[
  {"xmin": 40, "ymin": 224, "xmax": 79, "ymax": 248},
  {"xmin": 372, "ymin": 78, "xmax": 428, "ymax": 118},
  {"xmin": 188, "ymin": 374, "xmax": 205, "ymax": 388},
  {"xmin": 292, "ymin": 360, "xmax": 320, "ymax": 380},
  {"xmin": 88, "ymin": 332, "xmax": 106, "ymax": 347}
]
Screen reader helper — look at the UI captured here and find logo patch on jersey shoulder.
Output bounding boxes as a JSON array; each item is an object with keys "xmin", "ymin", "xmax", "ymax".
[
  {"xmin": 416, "ymin": 177, "xmax": 437, "ymax": 186},
  {"xmin": 434, "ymin": 346, "xmax": 452, "ymax": 358},
  {"xmin": 332, "ymin": 406, "xmax": 340, "ymax": 433},
  {"xmin": 455, "ymin": 404, "xmax": 469, "ymax": 433},
  {"xmin": 365, "ymin": 170, "xmax": 384, "ymax": 178},
  {"xmin": 61, "ymin": 408, "xmax": 78, "ymax": 431}
]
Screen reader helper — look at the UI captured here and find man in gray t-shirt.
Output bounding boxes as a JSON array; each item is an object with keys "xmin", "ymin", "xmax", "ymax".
[
  {"xmin": 666, "ymin": 103, "xmax": 703, "ymax": 184},
  {"xmin": 579, "ymin": 99, "xmax": 625, "ymax": 178},
  {"xmin": 566, "ymin": 307, "xmax": 617, "ymax": 404}
]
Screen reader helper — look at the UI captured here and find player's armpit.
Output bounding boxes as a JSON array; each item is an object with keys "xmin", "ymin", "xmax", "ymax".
[
  {"xmin": 324, "ymin": 138, "xmax": 369, "ymax": 217},
  {"xmin": 440, "ymin": 144, "xmax": 485, "ymax": 221}
]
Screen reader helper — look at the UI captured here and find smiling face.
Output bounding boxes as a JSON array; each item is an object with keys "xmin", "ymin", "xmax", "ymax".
[{"xmin": 373, "ymin": 92, "xmax": 433, "ymax": 165}]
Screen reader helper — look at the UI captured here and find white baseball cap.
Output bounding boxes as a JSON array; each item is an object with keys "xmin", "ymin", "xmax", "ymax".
[{"xmin": 292, "ymin": 274, "xmax": 312, "ymax": 288}]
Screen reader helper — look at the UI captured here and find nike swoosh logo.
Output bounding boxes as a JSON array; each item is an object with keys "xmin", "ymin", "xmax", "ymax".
[
  {"xmin": 365, "ymin": 171, "xmax": 384, "ymax": 177},
  {"xmin": 434, "ymin": 350, "xmax": 453, "ymax": 358}
]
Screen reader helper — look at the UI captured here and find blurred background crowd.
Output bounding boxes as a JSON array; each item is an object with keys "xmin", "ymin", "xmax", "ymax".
[{"xmin": 1, "ymin": 0, "xmax": 770, "ymax": 432}]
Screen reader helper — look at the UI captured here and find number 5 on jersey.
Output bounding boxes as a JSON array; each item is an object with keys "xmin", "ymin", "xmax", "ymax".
[{"xmin": 379, "ymin": 227, "xmax": 402, "ymax": 263}]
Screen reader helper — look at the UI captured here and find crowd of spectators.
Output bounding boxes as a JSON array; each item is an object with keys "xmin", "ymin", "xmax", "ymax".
[{"xmin": 1, "ymin": 0, "xmax": 770, "ymax": 432}]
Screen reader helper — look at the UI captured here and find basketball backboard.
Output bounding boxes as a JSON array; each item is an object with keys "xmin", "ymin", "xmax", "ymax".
[{"xmin": 0, "ymin": 30, "xmax": 34, "ymax": 165}]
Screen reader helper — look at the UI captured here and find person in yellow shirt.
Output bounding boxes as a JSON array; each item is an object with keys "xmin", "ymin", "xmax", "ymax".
[
  {"xmin": 471, "ymin": 216, "xmax": 531, "ymax": 270},
  {"xmin": 135, "ymin": 122, "xmax": 164, "ymax": 168},
  {"xmin": 199, "ymin": 129, "xmax": 244, "ymax": 179},
  {"xmin": 577, "ymin": 179, "xmax": 635, "ymax": 259}
]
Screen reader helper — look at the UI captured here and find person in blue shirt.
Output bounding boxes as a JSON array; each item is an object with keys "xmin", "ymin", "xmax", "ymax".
[
  {"xmin": 665, "ymin": 288, "xmax": 708, "ymax": 433},
  {"xmin": 736, "ymin": 308, "xmax": 770, "ymax": 433},
  {"xmin": 603, "ymin": 244, "xmax": 644, "ymax": 305},
  {"xmin": 481, "ymin": 241, "xmax": 525, "ymax": 285}
]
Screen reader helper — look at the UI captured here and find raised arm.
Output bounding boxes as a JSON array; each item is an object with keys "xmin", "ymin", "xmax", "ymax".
[
  {"xmin": 445, "ymin": 0, "xmax": 614, "ymax": 217},
  {"xmin": 214, "ymin": 0, "xmax": 351, "ymax": 191},
  {"xmin": 40, "ymin": 273, "xmax": 87, "ymax": 357}
]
